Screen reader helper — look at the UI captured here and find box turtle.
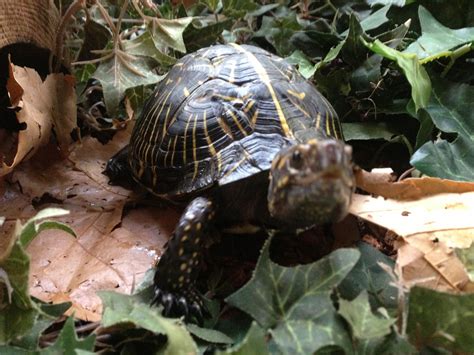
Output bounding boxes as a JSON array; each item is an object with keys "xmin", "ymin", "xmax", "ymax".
[{"xmin": 106, "ymin": 43, "xmax": 354, "ymax": 323}]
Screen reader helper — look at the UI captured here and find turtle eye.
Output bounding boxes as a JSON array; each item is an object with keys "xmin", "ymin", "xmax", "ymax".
[{"xmin": 290, "ymin": 150, "xmax": 304, "ymax": 169}]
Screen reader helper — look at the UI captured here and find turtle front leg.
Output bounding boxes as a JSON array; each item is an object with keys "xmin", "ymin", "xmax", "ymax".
[{"xmin": 152, "ymin": 196, "xmax": 215, "ymax": 323}]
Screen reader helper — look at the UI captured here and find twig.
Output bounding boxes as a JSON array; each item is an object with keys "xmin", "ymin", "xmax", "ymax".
[{"xmin": 52, "ymin": 0, "xmax": 87, "ymax": 73}]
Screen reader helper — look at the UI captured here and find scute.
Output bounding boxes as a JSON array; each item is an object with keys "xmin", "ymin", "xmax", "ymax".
[{"xmin": 129, "ymin": 44, "xmax": 341, "ymax": 197}]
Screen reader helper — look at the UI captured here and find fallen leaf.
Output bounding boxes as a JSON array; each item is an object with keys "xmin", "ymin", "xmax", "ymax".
[
  {"xmin": 350, "ymin": 187, "xmax": 474, "ymax": 292},
  {"xmin": 1, "ymin": 61, "xmax": 77, "ymax": 176},
  {"xmin": 2, "ymin": 126, "xmax": 180, "ymax": 321},
  {"xmin": 355, "ymin": 168, "xmax": 474, "ymax": 200}
]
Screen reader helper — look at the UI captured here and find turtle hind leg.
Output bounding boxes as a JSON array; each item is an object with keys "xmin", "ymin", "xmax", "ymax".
[{"xmin": 152, "ymin": 196, "xmax": 215, "ymax": 324}]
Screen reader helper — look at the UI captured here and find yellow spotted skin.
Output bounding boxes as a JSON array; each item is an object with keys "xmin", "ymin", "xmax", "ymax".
[{"xmin": 129, "ymin": 44, "xmax": 342, "ymax": 197}]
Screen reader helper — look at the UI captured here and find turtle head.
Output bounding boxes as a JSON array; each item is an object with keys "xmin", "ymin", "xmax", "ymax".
[{"xmin": 268, "ymin": 139, "xmax": 354, "ymax": 229}]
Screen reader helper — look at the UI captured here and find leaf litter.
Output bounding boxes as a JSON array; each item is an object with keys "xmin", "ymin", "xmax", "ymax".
[{"xmin": 2, "ymin": 125, "xmax": 179, "ymax": 321}]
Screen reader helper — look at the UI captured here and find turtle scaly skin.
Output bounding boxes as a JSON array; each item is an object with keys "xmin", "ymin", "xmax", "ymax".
[{"xmin": 106, "ymin": 44, "xmax": 354, "ymax": 323}]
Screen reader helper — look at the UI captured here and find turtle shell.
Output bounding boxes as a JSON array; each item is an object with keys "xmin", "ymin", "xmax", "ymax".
[{"xmin": 129, "ymin": 44, "xmax": 342, "ymax": 197}]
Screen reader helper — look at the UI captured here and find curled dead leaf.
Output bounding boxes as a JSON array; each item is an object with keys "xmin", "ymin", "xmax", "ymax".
[{"xmin": 0, "ymin": 61, "xmax": 77, "ymax": 176}]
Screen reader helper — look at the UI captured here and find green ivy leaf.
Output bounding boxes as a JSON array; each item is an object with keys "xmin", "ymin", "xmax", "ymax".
[
  {"xmin": 363, "ymin": 38, "xmax": 431, "ymax": 111},
  {"xmin": 222, "ymin": 0, "xmax": 258, "ymax": 19},
  {"xmin": 410, "ymin": 79, "xmax": 474, "ymax": 181},
  {"xmin": 404, "ymin": 6, "xmax": 474, "ymax": 60},
  {"xmin": 41, "ymin": 317, "xmax": 95, "ymax": 355},
  {"xmin": 339, "ymin": 291, "xmax": 396, "ymax": 340},
  {"xmin": 99, "ymin": 291, "xmax": 197, "ymax": 354},
  {"xmin": 187, "ymin": 323, "xmax": 233, "ymax": 344},
  {"xmin": 285, "ymin": 50, "xmax": 316, "ymax": 79},
  {"xmin": 123, "ymin": 30, "xmax": 177, "ymax": 67},
  {"xmin": 93, "ymin": 50, "xmax": 164, "ymax": 115},
  {"xmin": 0, "ymin": 209, "xmax": 75, "ymax": 345},
  {"xmin": 216, "ymin": 322, "xmax": 268, "ymax": 355},
  {"xmin": 148, "ymin": 17, "xmax": 194, "ymax": 53},
  {"xmin": 341, "ymin": 5, "xmax": 390, "ymax": 36},
  {"xmin": 407, "ymin": 287, "xmax": 474, "ymax": 353},
  {"xmin": 226, "ymin": 238, "xmax": 359, "ymax": 354},
  {"xmin": 456, "ymin": 246, "xmax": 474, "ymax": 282},
  {"xmin": 337, "ymin": 243, "xmax": 398, "ymax": 311}
]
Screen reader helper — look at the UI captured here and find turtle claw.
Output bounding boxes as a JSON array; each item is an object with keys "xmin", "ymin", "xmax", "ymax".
[{"xmin": 151, "ymin": 285, "xmax": 209, "ymax": 325}]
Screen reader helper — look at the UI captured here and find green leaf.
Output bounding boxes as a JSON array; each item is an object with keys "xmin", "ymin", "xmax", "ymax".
[
  {"xmin": 226, "ymin": 238, "xmax": 359, "ymax": 354},
  {"xmin": 19, "ymin": 208, "xmax": 74, "ymax": 248},
  {"xmin": 410, "ymin": 79, "xmax": 474, "ymax": 181},
  {"xmin": 341, "ymin": 5, "xmax": 390, "ymax": 36},
  {"xmin": 404, "ymin": 6, "xmax": 474, "ymax": 60},
  {"xmin": 270, "ymin": 316, "xmax": 351, "ymax": 354},
  {"xmin": 0, "ymin": 227, "xmax": 38, "ymax": 344},
  {"xmin": 222, "ymin": 0, "xmax": 258, "ymax": 19},
  {"xmin": 339, "ymin": 291, "xmax": 396, "ymax": 340},
  {"xmin": 285, "ymin": 50, "xmax": 316, "ymax": 79},
  {"xmin": 254, "ymin": 10, "xmax": 303, "ymax": 56},
  {"xmin": 338, "ymin": 242, "xmax": 398, "ymax": 311},
  {"xmin": 77, "ymin": 19, "xmax": 111, "ymax": 61},
  {"xmin": 187, "ymin": 324, "xmax": 233, "ymax": 344},
  {"xmin": 123, "ymin": 30, "xmax": 177, "ymax": 67},
  {"xmin": 183, "ymin": 19, "xmax": 233, "ymax": 52},
  {"xmin": 407, "ymin": 287, "xmax": 474, "ymax": 353},
  {"xmin": 99, "ymin": 291, "xmax": 197, "ymax": 354},
  {"xmin": 148, "ymin": 17, "xmax": 194, "ymax": 53},
  {"xmin": 93, "ymin": 50, "xmax": 164, "ymax": 114},
  {"xmin": 363, "ymin": 38, "xmax": 431, "ymax": 111},
  {"xmin": 456, "ymin": 246, "xmax": 474, "ymax": 282},
  {"xmin": 41, "ymin": 317, "xmax": 95, "ymax": 355},
  {"xmin": 342, "ymin": 122, "xmax": 399, "ymax": 141},
  {"xmin": 216, "ymin": 322, "xmax": 268, "ymax": 355}
]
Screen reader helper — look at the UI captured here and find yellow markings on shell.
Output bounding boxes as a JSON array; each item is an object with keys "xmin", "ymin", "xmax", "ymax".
[
  {"xmin": 217, "ymin": 116, "xmax": 234, "ymax": 139},
  {"xmin": 182, "ymin": 114, "xmax": 193, "ymax": 164},
  {"xmin": 194, "ymin": 237, "xmax": 200, "ymax": 244},
  {"xmin": 325, "ymin": 112, "xmax": 331, "ymax": 136},
  {"xmin": 192, "ymin": 252, "xmax": 198, "ymax": 258},
  {"xmin": 170, "ymin": 135, "xmax": 178, "ymax": 166},
  {"xmin": 331, "ymin": 115, "xmax": 339, "ymax": 139},
  {"xmin": 287, "ymin": 89, "xmax": 306, "ymax": 100},
  {"xmin": 286, "ymin": 96, "xmax": 310, "ymax": 118},
  {"xmin": 196, "ymin": 222, "xmax": 202, "ymax": 231},
  {"xmin": 228, "ymin": 110, "xmax": 248, "ymax": 136},
  {"xmin": 228, "ymin": 61, "xmax": 236, "ymax": 83},
  {"xmin": 183, "ymin": 87, "xmax": 190, "ymax": 97},
  {"xmin": 178, "ymin": 248, "xmax": 184, "ymax": 256},
  {"xmin": 221, "ymin": 156, "xmax": 246, "ymax": 180},
  {"xmin": 230, "ymin": 43, "xmax": 293, "ymax": 138},
  {"xmin": 179, "ymin": 275, "xmax": 185, "ymax": 283},
  {"xmin": 137, "ymin": 160, "xmax": 145, "ymax": 178},
  {"xmin": 243, "ymin": 100, "xmax": 255, "ymax": 113},
  {"xmin": 307, "ymin": 138, "xmax": 319, "ymax": 145},
  {"xmin": 250, "ymin": 109, "xmax": 259, "ymax": 127},
  {"xmin": 180, "ymin": 263, "xmax": 187, "ymax": 271},
  {"xmin": 316, "ymin": 113, "xmax": 322, "ymax": 130},
  {"xmin": 192, "ymin": 114, "xmax": 199, "ymax": 180},
  {"xmin": 184, "ymin": 224, "xmax": 191, "ymax": 232},
  {"xmin": 203, "ymin": 111, "xmax": 216, "ymax": 156},
  {"xmin": 213, "ymin": 93, "xmax": 243, "ymax": 104}
]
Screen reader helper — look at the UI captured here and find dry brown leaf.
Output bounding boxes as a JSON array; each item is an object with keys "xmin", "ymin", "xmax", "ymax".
[
  {"xmin": 0, "ymin": 126, "xmax": 180, "ymax": 321},
  {"xmin": 350, "ymin": 189, "xmax": 474, "ymax": 292},
  {"xmin": 1, "ymin": 61, "xmax": 77, "ymax": 176},
  {"xmin": 355, "ymin": 168, "xmax": 474, "ymax": 200}
]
